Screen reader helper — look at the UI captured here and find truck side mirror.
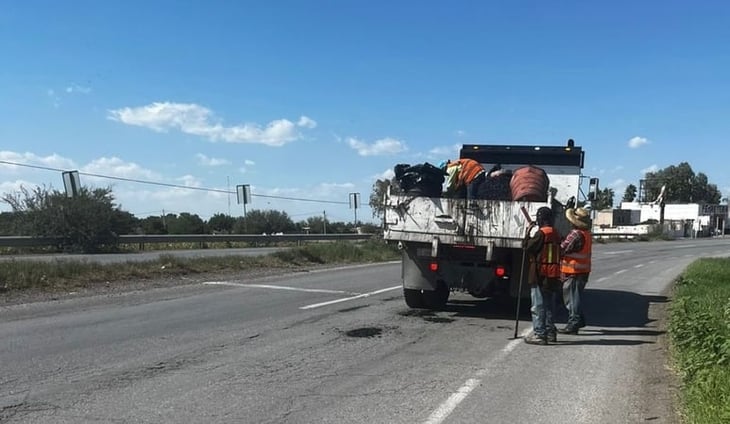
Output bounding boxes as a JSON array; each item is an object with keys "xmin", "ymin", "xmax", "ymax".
[{"xmin": 587, "ymin": 178, "xmax": 599, "ymax": 201}]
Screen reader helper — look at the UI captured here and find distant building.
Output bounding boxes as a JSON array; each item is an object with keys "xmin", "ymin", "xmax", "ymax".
[{"xmin": 614, "ymin": 202, "xmax": 728, "ymax": 237}]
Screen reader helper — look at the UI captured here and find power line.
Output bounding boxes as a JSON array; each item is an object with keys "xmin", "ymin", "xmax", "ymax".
[{"xmin": 0, "ymin": 159, "xmax": 349, "ymax": 205}]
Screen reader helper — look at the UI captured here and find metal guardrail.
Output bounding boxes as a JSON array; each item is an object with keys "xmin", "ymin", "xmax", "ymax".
[{"xmin": 0, "ymin": 233, "xmax": 374, "ymax": 248}]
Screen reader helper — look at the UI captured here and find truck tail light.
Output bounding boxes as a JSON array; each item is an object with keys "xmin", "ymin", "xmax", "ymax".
[
  {"xmin": 495, "ymin": 266, "xmax": 506, "ymax": 278},
  {"xmin": 429, "ymin": 262, "xmax": 439, "ymax": 272}
]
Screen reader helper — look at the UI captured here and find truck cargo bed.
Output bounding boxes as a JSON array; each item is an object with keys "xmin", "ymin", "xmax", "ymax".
[{"xmin": 384, "ymin": 194, "xmax": 568, "ymax": 248}]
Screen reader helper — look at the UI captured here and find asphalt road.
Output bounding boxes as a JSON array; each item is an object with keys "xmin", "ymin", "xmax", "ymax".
[{"xmin": 1, "ymin": 239, "xmax": 729, "ymax": 423}]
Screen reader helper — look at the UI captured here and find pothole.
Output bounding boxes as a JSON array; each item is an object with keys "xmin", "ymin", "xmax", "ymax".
[{"xmin": 345, "ymin": 327, "xmax": 383, "ymax": 338}]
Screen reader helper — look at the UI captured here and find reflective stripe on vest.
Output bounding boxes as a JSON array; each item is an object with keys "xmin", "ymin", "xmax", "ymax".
[
  {"xmin": 539, "ymin": 226, "xmax": 561, "ymax": 278},
  {"xmin": 560, "ymin": 229, "xmax": 592, "ymax": 274}
]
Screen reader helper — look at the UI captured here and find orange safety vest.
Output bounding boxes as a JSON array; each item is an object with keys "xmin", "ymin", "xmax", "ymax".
[
  {"xmin": 539, "ymin": 227, "xmax": 561, "ymax": 278},
  {"xmin": 560, "ymin": 229, "xmax": 592, "ymax": 274},
  {"xmin": 452, "ymin": 159, "xmax": 484, "ymax": 187}
]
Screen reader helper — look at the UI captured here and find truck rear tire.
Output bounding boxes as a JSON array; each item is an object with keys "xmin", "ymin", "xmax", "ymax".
[{"xmin": 403, "ymin": 288, "xmax": 426, "ymax": 308}]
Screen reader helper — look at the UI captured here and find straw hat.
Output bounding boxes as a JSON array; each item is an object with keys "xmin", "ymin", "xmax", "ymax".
[{"xmin": 566, "ymin": 207, "xmax": 591, "ymax": 229}]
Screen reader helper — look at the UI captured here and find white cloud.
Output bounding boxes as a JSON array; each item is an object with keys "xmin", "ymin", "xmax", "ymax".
[
  {"xmin": 428, "ymin": 144, "xmax": 461, "ymax": 158},
  {"xmin": 239, "ymin": 160, "xmax": 256, "ymax": 174},
  {"xmin": 81, "ymin": 157, "xmax": 160, "ymax": 180},
  {"xmin": 297, "ymin": 116, "xmax": 317, "ymax": 129},
  {"xmin": 0, "ymin": 179, "xmax": 39, "ymax": 196},
  {"xmin": 608, "ymin": 178, "xmax": 626, "ymax": 189},
  {"xmin": 196, "ymin": 153, "xmax": 230, "ymax": 167},
  {"xmin": 108, "ymin": 102, "xmax": 315, "ymax": 147},
  {"xmin": 640, "ymin": 164, "xmax": 659, "ymax": 175},
  {"xmin": 455, "ymin": 130, "xmax": 466, "ymax": 137},
  {"xmin": 0, "ymin": 151, "xmax": 77, "ymax": 172},
  {"xmin": 177, "ymin": 174, "xmax": 202, "ymax": 188},
  {"xmin": 347, "ymin": 137, "xmax": 407, "ymax": 156},
  {"xmin": 374, "ymin": 168, "xmax": 395, "ymax": 181},
  {"xmin": 628, "ymin": 136, "xmax": 650, "ymax": 149},
  {"xmin": 65, "ymin": 84, "xmax": 92, "ymax": 94}
]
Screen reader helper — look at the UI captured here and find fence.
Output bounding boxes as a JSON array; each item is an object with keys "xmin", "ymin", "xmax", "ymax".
[{"xmin": 0, "ymin": 233, "xmax": 374, "ymax": 250}]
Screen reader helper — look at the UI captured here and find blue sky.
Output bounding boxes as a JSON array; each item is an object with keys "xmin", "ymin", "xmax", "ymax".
[{"xmin": 2, "ymin": 1, "xmax": 729, "ymax": 223}]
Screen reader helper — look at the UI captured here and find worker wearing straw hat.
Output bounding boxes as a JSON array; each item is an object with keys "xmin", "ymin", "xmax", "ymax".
[{"xmin": 559, "ymin": 207, "xmax": 592, "ymax": 334}]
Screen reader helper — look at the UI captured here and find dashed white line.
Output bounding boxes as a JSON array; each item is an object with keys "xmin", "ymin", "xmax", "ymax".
[
  {"xmin": 299, "ymin": 286, "xmax": 401, "ymax": 310},
  {"xmin": 614, "ymin": 269, "xmax": 627, "ymax": 275},
  {"xmin": 422, "ymin": 327, "xmax": 531, "ymax": 424},
  {"xmin": 603, "ymin": 249, "xmax": 634, "ymax": 255},
  {"xmin": 633, "ymin": 264, "xmax": 644, "ymax": 269},
  {"xmin": 203, "ymin": 281, "xmax": 355, "ymax": 295},
  {"xmin": 596, "ymin": 277, "xmax": 608, "ymax": 283}
]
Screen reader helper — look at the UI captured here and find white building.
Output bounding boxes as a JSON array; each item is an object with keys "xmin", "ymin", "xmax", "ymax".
[{"xmin": 617, "ymin": 202, "xmax": 727, "ymax": 237}]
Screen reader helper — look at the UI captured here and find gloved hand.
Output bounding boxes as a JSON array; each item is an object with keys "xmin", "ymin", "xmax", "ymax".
[{"xmin": 566, "ymin": 196, "xmax": 576, "ymax": 210}]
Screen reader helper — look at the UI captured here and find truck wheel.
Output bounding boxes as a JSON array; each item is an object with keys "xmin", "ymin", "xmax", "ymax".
[
  {"xmin": 403, "ymin": 288, "xmax": 426, "ymax": 308},
  {"xmin": 423, "ymin": 282, "xmax": 450, "ymax": 310}
]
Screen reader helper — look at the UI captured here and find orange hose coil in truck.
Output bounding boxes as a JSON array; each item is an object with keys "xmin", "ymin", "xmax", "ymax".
[{"xmin": 510, "ymin": 165, "xmax": 549, "ymax": 201}]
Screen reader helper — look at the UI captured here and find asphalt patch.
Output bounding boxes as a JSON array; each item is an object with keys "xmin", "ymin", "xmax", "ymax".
[
  {"xmin": 423, "ymin": 316, "xmax": 455, "ymax": 323},
  {"xmin": 345, "ymin": 327, "xmax": 383, "ymax": 338}
]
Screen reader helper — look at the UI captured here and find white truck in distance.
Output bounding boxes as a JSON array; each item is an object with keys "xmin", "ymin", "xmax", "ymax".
[{"xmin": 383, "ymin": 142, "xmax": 587, "ymax": 309}]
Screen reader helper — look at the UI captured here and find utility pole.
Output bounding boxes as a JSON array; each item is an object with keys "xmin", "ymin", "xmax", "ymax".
[
  {"xmin": 323, "ymin": 210, "xmax": 327, "ymax": 235},
  {"xmin": 227, "ymin": 176, "xmax": 231, "ymax": 215}
]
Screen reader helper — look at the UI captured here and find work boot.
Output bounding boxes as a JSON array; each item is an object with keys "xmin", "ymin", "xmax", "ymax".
[
  {"xmin": 558, "ymin": 325, "xmax": 579, "ymax": 335},
  {"xmin": 524, "ymin": 333, "xmax": 548, "ymax": 345}
]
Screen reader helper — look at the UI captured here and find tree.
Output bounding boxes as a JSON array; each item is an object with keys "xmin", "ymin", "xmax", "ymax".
[
  {"xmin": 622, "ymin": 184, "xmax": 637, "ymax": 203},
  {"xmin": 0, "ymin": 211, "xmax": 21, "ymax": 235},
  {"xmin": 592, "ymin": 187, "xmax": 614, "ymax": 210},
  {"xmin": 165, "ymin": 212, "xmax": 206, "ymax": 234},
  {"xmin": 644, "ymin": 162, "xmax": 721, "ymax": 204},
  {"xmin": 369, "ymin": 178, "xmax": 401, "ymax": 219},
  {"xmin": 207, "ymin": 213, "xmax": 237, "ymax": 234},
  {"xmin": 2, "ymin": 185, "xmax": 129, "ymax": 252},
  {"xmin": 139, "ymin": 216, "xmax": 167, "ymax": 234},
  {"xmin": 238, "ymin": 209, "xmax": 295, "ymax": 234}
]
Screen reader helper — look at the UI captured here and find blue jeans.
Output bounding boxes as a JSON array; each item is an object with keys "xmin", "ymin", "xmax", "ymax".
[
  {"xmin": 531, "ymin": 283, "xmax": 557, "ymax": 337},
  {"xmin": 562, "ymin": 274, "xmax": 589, "ymax": 327}
]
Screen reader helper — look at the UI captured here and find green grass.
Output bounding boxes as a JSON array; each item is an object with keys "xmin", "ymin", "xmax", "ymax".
[
  {"xmin": 669, "ymin": 258, "xmax": 730, "ymax": 423},
  {"xmin": 0, "ymin": 240, "xmax": 400, "ymax": 295}
]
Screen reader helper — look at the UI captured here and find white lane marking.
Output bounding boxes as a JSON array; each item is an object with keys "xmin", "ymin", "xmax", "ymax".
[
  {"xmin": 633, "ymin": 264, "xmax": 644, "ymax": 269},
  {"xmin": 603, "ymin": 249, "xmax": 634, "ymax": 255},
  {"xmin": 596, "ymin": 277, "xmax": 608, "ymax": 283},
  {"xmin": 423, "ymin": 328, "xmax": 531, "ymax": 424},
  {"xmin": 299, "ymin": 286, "xmax": 401, "ymax": 310},
  {"xmin": 671, "ymin": 244, "xmax": 697, "ymax": 249},
  {"xmin": 648, "ymin": 260, "xmax": 657, "ymax": 264},
  {"xmin": 203, "ymin": 281, "xmax": 356, "ymax": 295},
  {"xmin": 614, "ymin": 269, "xmax": 627, "ymax": 275},
  {"xmin": 684, "ymin": 254, "xmax": 694, "ymax": 258}
]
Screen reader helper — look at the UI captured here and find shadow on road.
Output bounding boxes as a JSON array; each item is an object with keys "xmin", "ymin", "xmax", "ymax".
[
  {"xmin": 577, "ymin": 289, "xmax": 668, "ymax": 329},
  {"xmin": 415, "ymin": 288, "xmax": 669, "ymax": 340}
]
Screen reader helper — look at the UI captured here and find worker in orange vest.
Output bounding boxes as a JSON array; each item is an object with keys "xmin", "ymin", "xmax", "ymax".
[
  {"xmin": 439, "ymin": 158, "xmax": 486, "ymax": 200},
  {"xmin": 522, "ymin": 207, "xmax": 563, "ymax": 345},
  {"xmin": 559, "ymin": 207, "xmax": 592, "ymax": 334}
]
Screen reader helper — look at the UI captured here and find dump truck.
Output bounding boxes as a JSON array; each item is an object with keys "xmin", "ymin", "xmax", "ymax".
[{"xmin": 383, "ymin": 142, "xmax": 590, "ymax": 309}]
